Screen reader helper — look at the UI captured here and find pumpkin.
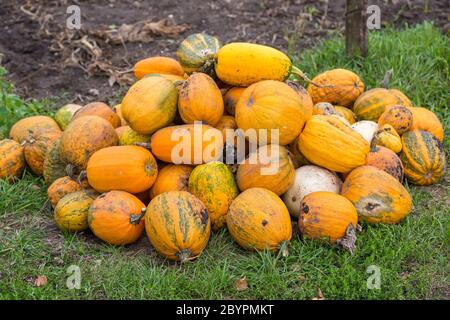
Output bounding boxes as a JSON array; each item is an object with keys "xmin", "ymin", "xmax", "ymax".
[
  {"xmin": 335, "ymin": 106, "xmax": 356, "ymax": 124},
  {"xmin": 88, "ymin": 191, "xmax": 146, "ymax": 245},
  {"xmin": 43, "ymin": 139, "xmax": 67, "ymax": 185},
  {"xmin": 410, "ymin": 107, "xmax": 444, "ymax": 142},
  {"xmin": 176, "ymin": 33, "xmax": 221, "ymax": 74},
  {"xmin": 113, "ymin": 104, "xmax": 127, "ymax": 126},
  {"xmin": 188, "ymin": 161, "xmax": 238, "ymax": 230},
  {"xmin": 287, "ymin": 137, "xmax": 311, "ymax": 168},
  {"xmin": 178, "ymin": 73, "xmax": 224, "ymax": 126},
  {"xmin": 121, "ymin": 76, "xmax": 178, "ymax": 134},
  {"xmin": 9, "ymin": 116, "xmax": 61, "ymax": 143},
  {"xmin": 0, "ymin": 139, "xmax": 25, "ymax": 181},
  {"xmin": 378, "ymin": 105, "xmax": 413, "ymax": 135},
  {"xmin": 372, "ymin": 124, "xmax": 402, "ymax": 153},
  {"xmin": 282, "ymin": 165, "xmax": 342, "ymax": 218},
  {"xmin": 54, "ymin": 104, "xmax": 82, "ymax": 130},
  {"xmin": 341, "ymin": 166, "xmax": 412, "ymax": 224},
  {"xmin": 150, "ymin": 123, "xmax": 223, "ymax": 164},
  {"xmin": 47, "ymin": 176, "xmax": 81, "ymax": 208},
  {"xmin": 72, "ymin": 102, "xmax": 121, "ymax": 128},
  {"xmin": 227, "ymin": 188, "xmax": 292, "ymax": 252},
  {"xmin": 150, "ymin": 164, "xmax": 193, "ymax": 199},
  {"xmin": 298, "ymin": 115, "xmax": 370, "ymax": 173},
  {"xmin": 143, "ymin": 73, "xmax": 186, "ymax": 83},
  {"xmin": 400, "ymin": 130, "xmax": 446, "ymax": 185},
  {"xmin": 350, "ymin": 120, "xmax": 378, "ymax": 143},
  {"xmin": 87, "ymin": 146, "xmax": 158, "ymax": 193},
  {"xmin": 299, "ymin": 192, "xmax": 358, "ymax": 245},
  {"xmin": 116, "ymin": 126, "xmax": 151, "ymax": 146},
  {"xmin": 353, "ymin": 88, "xmax": 413, "ymax": 121},
  {"xmin": 223, "ymin": 87, "xmax": 246, "ymax": 115},
  {"xmin": 145, "ymin": 191, "xmax": 211, "ymax": 261},
  {"xmin": 236, "ymin": 144, "xmax": 295, "ymax": 195},
  {"xmin": 54, "ymin": 190, "xmax": 97, "ymax": 232},
  {"xmin": 23, "ymin": 131, "xmax": 61, "ymax": 175},
  {"xmin": 59, "ymin": 116, "xmax": 118, "ymax": 170},
  {"xmin": 133, "ymin": 56, "xmax": 184, "ymax": 79},
  {"xmin": 366, "ymin": 145, "xmax": 404, "ymax": 181},
  {"xmin": 214, "ymin": 115, "xmax": 238, "ymax": 148},
  {"xmin": 307, "ymin": 69, "xmax": 364, "ymax": 107},
  {"xmin": 312, "ymin": 102, "xmax": 339, "ymax": 116},
  {"xmin": 235, "ymin": 80, "xmax": 313, "ymax": 145}
]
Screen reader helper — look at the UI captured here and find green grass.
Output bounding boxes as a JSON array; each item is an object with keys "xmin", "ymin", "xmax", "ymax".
[{"xmin": 1, "ymin": 23, "xmax": 449, "ymax": 299}]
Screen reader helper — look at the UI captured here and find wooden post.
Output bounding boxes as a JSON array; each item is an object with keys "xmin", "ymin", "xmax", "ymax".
[{"xmin": 346, "ymin": 0, "xmax": 368, "ymax": 57}]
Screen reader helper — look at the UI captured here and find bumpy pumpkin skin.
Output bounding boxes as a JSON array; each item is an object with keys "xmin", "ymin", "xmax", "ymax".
[
  {"xmin": 150, "ymin": 124, "xmax": 224, "ymax": 164},
  {"xmin": 54, "ymin": 104, "xmax": 82, "ymax": 130},
  {"xmin": 223, "ymin": 87, "xmax": 246, "ymax": 115},
  {"xmin": 299, "ymin": 192, "xmax": 358, "ymax": 243},
  {"xmin": 188, "ymin": 161, "xmax": 238, "ymax": 230},
  {"xmin": 9, "ymin": 116, "xmax": 61, "ymax": 143},
  {"xmin": 235, "ymin": 80, "xmax": 313, "ymax": 145},
  {"xmin": 0, "ymin": 139, "xmax": 25, "ymax": 181},
  {"xmin": 410, "ymin": 107, "xmax": 444, "ymax": 142},
  {"xmin": 145, "ymin": 191, "xmax": 211, "ymax": 261},
  {"xmin": 178, "ymin": 73, "xmax": 224, "ymax": 126},
  {"xmin": 335, "ymin": 106, "xmax": 356, "ymax": 124},
  {"xmin": 116, "ymin": 126, "xmax": 151, "ymax": 146},
  {"xmin": 366, "ymin": 145, "xmax": 404, "ymax": 181},
  {"xmin": 237, "ymin": 144, "xmax": 295, "ymax": 195},
  {"xmin": 134, "ymin": 56, "xmax": 184, "ymax": 79},
  {"xmin": 72, "ymin": 102, "xmax": 121, "ymax": 128},
  {"xmin": 341, "ymin": 166, "xmax": 412, "ymax": 224},
  {"xmin": 400, "ymin": 130, "xmax": 446, "ymax": 185},
  {"xmin": 59, "ymin": 116, "xmax": 119, "ymax": 170},
  {"xmin": 47, "ymin": 176, "xmax": 82, "ymax": 208},
  {"xmin": 298, "ymin": 115, "xmax": 370, "ymax": 173},
  {"xmin": 372, "ymin": 124, "xmax": 402, "ymax": 153},
  {"xmin": 176, "ymin": 33, "xmax": 221, "ymax": 74},
  {"xmin": 227, "ymin": 188, "xmax": 292, "ymax": 252},
  {"xmin": 54, "ymin": 190, "xmax": 96, "ymax": 232},
  {"xmin": 88, "ymin": 191, "xmax": 146, "ymax": 245},
  {"xmin": 150, "ymin": 164, "xmax": 193, "ymax": 199},
  {"xmin": 121, "ymin": 76, "xmax": 178, "ymax": 135},
  {"xmin": 87, "ymin": 146, "xmax": 158, "ymax": 193},
  {"xmin": 378, "ymin": 105, "xmax": 413, "ymax": 135},
  {"xmin": 43, "ymin": 139, "xmax": 67, "ymax": 185},
  {"xmin": 307, "ymin": 69, "xmax": 364, "ymax": 107},
  {"xmin": 113, "ymin": 104, "xmax": 128, "ymax": 126},
  {"xmin": 24, "ymin": 131, "xmax": 61, "ymax": 175}
]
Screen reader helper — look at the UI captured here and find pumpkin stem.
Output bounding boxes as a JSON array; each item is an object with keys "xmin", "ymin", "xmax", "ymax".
[
  {"xmin": 77, "ymin": 170, "xmax": 87, "ymax": 188},
  {"xmin": 336, "ymin": 223, "xmax": 357, "ymax": 255},
  {"xmin": 177, "ymin": 248, "xmax": 192, "ymax": 263},
  {"xmin": 290, "ymin": 66, "xmax": 327, "ymax": 88},
  {"xmin": 134, "ymin": 142, "xmax": 151, "ymax": 150},
  {"xmin": 279, "ymin": 241, "xmax": 289, "ymax": 258},
  {"xmin": 130, "ymin": 207, "xmax": 146, "ymax": 225},
  {"xmin": 66, "ymin": 164, "xmax": 78, "ymax": 181}
]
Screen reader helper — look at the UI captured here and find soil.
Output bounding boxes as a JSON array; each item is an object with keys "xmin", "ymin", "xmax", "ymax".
[{"xmin": 0, "ymin": 0, "xmax": 448, "ymax": 104}]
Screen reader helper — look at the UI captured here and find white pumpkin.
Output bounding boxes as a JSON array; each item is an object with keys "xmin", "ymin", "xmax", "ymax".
[
  {"xmin": 351, "ymin": 120, "xmax": 378, "ymax": 143},
  {"xmin": 282, "ymin": 165, "xmax": 342, "ymax": 218}
]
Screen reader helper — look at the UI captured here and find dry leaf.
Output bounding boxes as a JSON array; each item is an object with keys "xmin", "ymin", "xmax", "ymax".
[
  {"xmin": 235, "ymin": 277, "xmax": 248, "ymax": 291},
  {"xmin": 312, "ymin": 287, "xmax": 325, "ymax": 300},
  {"xmin": 34, "ymin": 275, "xmax": 48, "ymax": 287}
]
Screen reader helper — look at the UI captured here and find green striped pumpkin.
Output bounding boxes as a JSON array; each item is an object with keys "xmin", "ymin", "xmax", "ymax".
[
  {"xmin": 176, "ymin": 33, "xmax": 221, "ymax": 74},
  {"xmin": 400, "ymin": 130, "xmax": 446, "ymax": 185}
]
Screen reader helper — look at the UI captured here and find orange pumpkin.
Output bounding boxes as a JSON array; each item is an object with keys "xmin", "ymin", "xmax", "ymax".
[
  {"xmin": 378, "ymin": 105, "xmax": 413, "ymax": 135},
  {"xmin": 24, "ymin": 131, "xmax": 61, "ymax": 175},
  {"xmin": 366, "ymin": 145, "xmax": 404, "ymax": 181},
  {"xmin": 87, "ymin": 146, "xmax": 158, "ymax": 193},
  {"xmin": 133, "ymin": 56, "xmax": 184, "ymax": 79},
  {"xmin": 47, "ymin": 176, "xmax": 82, "ymax": 208},
  {"xmin": 372, "ymin": 124, "xmax": 402, "ymax": 153},
  {"xmin": 72, "ymin": 102, "xmax": 121, "ymax": 128},
  {"xmin": 223, "ymin": 87, "xmax": 246, "ymax": 115},
  {"xmin": 9, "ymin": 115, "xmax": 61, "ymax": 143},
  {"xmin": 214, "ymin": 115, "xmax": 237, "ymax": 143},
  {"xmin": 88, "ymin": 191, "xmax": 146, "ymax": 245},
  {"xmin": 54, "ymin": 190, "xmax": 97, "ymax": 232},
  {"xmin": 0, "ymin": 139, "xmax": 25, "ymax": 181},
  {"xmin": 410, "ymin": 107, "xmax": 444, "ymax": 142},
  {"xmin": 145, "ymin": 191, "xmax": 211, "ymax": 261},
  {"xmin": 150, "ymin": 164, "xmax": 193, "ymax": 199}
]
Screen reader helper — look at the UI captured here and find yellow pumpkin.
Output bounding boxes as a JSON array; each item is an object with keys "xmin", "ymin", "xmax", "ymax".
[
  {"xmin": 410, "ymin": 107, "xmax": 444, "ymax": 142},
  {"xmin": 133, "ymin": 56, "xmax": 184, "ymax": 79},
  {"xmin": 47, "ymin": 176, "xmax": 82, "ymax": 208},
  {"xmin": 335, "ymin": 106, "xmax": 356, "ymax": 124},
  {"xmin": 116, "ymin": 126, "xmax": 151, "ymax": 146},
  {"xmin": 372, "ymin": 124, "xmax": 403, "ymax": 153},
  {"xmin": 0, "ymin": 139, "xmax": 25, "ymax": 181},
  {"xmin": 54, "ymin": 190, "xmax": 97, "ymax": 232},
  {"xmin": 113, "ymin": 104, "xmax": 128, "ymax": 126},
  {"xmin": 150, "ymin": 164, "xmax": 193, "ymax": 199}
]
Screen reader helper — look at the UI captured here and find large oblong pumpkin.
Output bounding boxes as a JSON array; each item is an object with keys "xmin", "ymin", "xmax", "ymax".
[
  {"xmin": 145, "ymin": 191, "xmax": 211, "ymax": 261},
  {"xmin": 341, "ymin": 166, "xmax": 412, "ymax": 224},
  {"xmin": 410, "ymin": 107, "xmax": 444, "ymax": 142},
  {"xmin": 134, "ymin": 56, "xmax": 184, "ymax": 79},
  {"xmin": 24, "ymin": 130, "xmax": 61, "ymax": 175},
  {"xmin": 150, "ymin": 164, "xmax": 193, "ymax": 199},
  {"xmin": 87, "ymin": 146, "xmax": 158, "ymax": 193},
  {"xmin": 366, "ymin": 145, "xmax": 404, "ymax": 181},
  {"xmin": 54, "ymin": 190, "xmax": 97, "ymax": 232},
  {"xmin": 400, "ymin": 130, "xmax": 446, "ymax": 185},
  {"xmin": 72, "ymin": 102, "xmax": 121, "ymax": 128},
  {"xmin": 9, "ymin": 115, "xmax": 61, "ymax": 143},
  {"xmin": 298, "ymin": 115, "xmax": 370, "ymax": 173},
  {"xmin": 0, "ymin": 139, "xmax": 25, "ymax": 181}
]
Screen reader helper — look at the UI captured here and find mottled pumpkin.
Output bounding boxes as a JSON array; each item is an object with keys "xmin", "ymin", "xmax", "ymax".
[
  {"xmin": 72, "ymin": 102, "xmax": 121, "ymax": 128},
  {"xmin": 88, "ymin": 191, "xmax": 146, "ymax": 245},
  {"xmin": 87, "ymin": 146, "xmax": 158, "ymax": 193},
  {"xmin": 366, "ymin": 145, "xmax": 404, "ymax": 181},
  {"xmin": 54, "ymin": 104, "xmax": 82, "ymax": 130},
  {"xmin": 9, "ymin": 115, "xmax": 61, "ymax": 143},
  {"xmin": 54, "ymin": 190, "xmax": 96, "ymax": 232},
  {"xmin": 237, "ymin": 144, "xmax": 295, "ymax": 195},
  {"xmin": 378, "ymin": 105, "xmax": 413, "ymax": 135},
  {"xmin": 0, "ymin": 139, "xmax": 25, "ymax": 181},
  {"xmin": 307, "ymin": 69, "xmax": 364, "ymax": 107},
  {"xmin": 188, "ymin": 161, "xmax": 238, "ymax": 230},
  {"xmin": 116, "ymin": 126, "xmax": 151, "ymax": 146},
  {"xmin": 372, "ymin": 124, "xmax": 402, "ymax": 153},
  {"xmin": 176, "ymin": 33, "xmax": 221, "ymax": 74},
  {"xmin": 47, "ymin": 176, "xmax": 82, "ymax": 208},
  {"xmin": 150, "ymin": 164, "xmax": 193, "ymax": 199},
  {"xmin": 43, "ymin": 139, "xmax": 67, "ymax": 185},
  {"xmin": 223, "ymin": 87, "xmax": 246, "ymax": 115},
  {"xmin": 298, "ymin": 115, "xmax": 370, "ymax": 173},
  {"xmin": 335, "ymin": 106, "xmax": 356, "ymax": 124},
  {"xmin": 400, "ymin": 130, "xmax": 446, "ymax": 185},
  {"xmin": 227, "ymin": 188, "xmax": 292, "ymax": 252},
  {"xmin": 113, "ymin": 104, "xmax": 127, "ymax": 126},
  {"xmin": 178, "ymin": 73, "xmax": 224, "ymax": 126},
  {"xmin": 312, "ymin": 102, "xmax": 339, "ymax": 116},
  {"xmin": 134, "ymin": 56, "xmax": 184, "ymax": 79},
  {"xmin": 341, "ymin": 166, "xmax": 412, "ymax": 224},
  {"xmin": 24, "ymin": 131, "xmax": 61, "ymax": 175},
  {"xmin": 121, "ymin": 76, "xmax": 178, "ymax": 134},
  {"xmin": 410, "ymin": 107, "xmax": 444, "ymax": 142},
  {"xmin": 145, "ymin": 191, "xmax": 211, "ymax": 261},
  {"xmin": 235, "ymin": 80, "xmax": 313, "ymax": 145}
]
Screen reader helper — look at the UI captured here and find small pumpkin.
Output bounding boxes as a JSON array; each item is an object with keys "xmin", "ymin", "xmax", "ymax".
[
  {"xmin": 312, "ymin": 102, "xmax": 339, "ymax": 116},
  {"xmin": 59, "ymin": 116, "xmax": 119, "ymax": 170},
  {"xmin": 366, "ymin": 145, "xmax": 404, "ymax": 181},
  {"xmin": 341, "ymin": 166, "xmax": 412, "ymax": 224},
  {"xmin": 372, "ymin": 124, "xmax": 402, "ymax": 153},
  {"xmin": 350, "ymin": 120, "xmax": 378, "ymax": 143},
  {"xmin": 223, "ymin": 87, "xmax": 246, "ymax": 115},
  {"xmin": 24, "ymin": 131, "xmax": 61, "ymax": 175},
  {"xmin": 188, "ymin": 161, "xmax": 238, "ymax": 230},
  {"xmin": 236, "ymin": 144, "xmax": 295, "ymax": 195},
  {"xmin": 54, "ymin": 190, "xmax": 97, "ymax": 232},
  {"xmin": 410, "ymin": 107, "xmax": 444, "ymax": 142},
  {"xmin": 87, "ymin": 146, "xmax": 158, "ymax": 193},
  {"xmin": 113, "ymin": 104, "xmax": 127, "ymax": 126},
  {"xmin": 307, "ymin": 69, "xmax": 364, "ymax": 107},
  {"xmin": 178, "ymin": 73, "xmax": 224, "ymax": 126},
  {"xmin": 400, "ymin": 130, "xmax": 446, "ymax": 185},
  {"xmin": 378, "ymin": 105, "xmax": 413, "ymax": 135},
  {"xmin": 176, "ymin": 33, "xmax": 221, "ymax": 74},
  {"xmin": 134, "ymin": 56, "xmax": 184, "ymax": 79},
  {"xmin": 227, "ymin": 188, "xmax": 292, "ymax": 252},
  {"xmin": 150, "ymin": 164, "xmax": 193, "ymax": 199},
  {"xmin": 47, "ymin": 176, "xmax": 82, "ymax": 208},
  {"xmin": 145, "ymin": 191, "xmax": 211, "ymax": 261},
  {"xmin": 298, "ymin": 115, "xmax": 370, "ymax": 173},
  {"xmin": 116, "ymin": 126, "xmax": 151, "ymax": 146},
  {"xmin": 235, "ymin": 80, "xmax": 313, "ymax": 145},
  {"xmin": 88, "ymin": 191, "xmax": 146, "ymax": 245},
  {"xmin": 72, "ymin": 102, "xmax": 121, "ymax": 128},
  {"xmin": 335, "ymin": 106, "xmax": 356, "ymax": 124},
  {"xmin": 215, "ymin": 115, "xmax": 237, "ymax": 143},
  {"xmin": 282, "ymin": 165, "xmax": 342, "ymax": 218},
  {"xmin": 9, "ymin": 116, "xmax": 61, "ymax": 143},
  {"xmin": 54, "ymin": 104, "xmax": 82, "ymax": 130},
  {"xmin": 43, "ymin": 139, "xmax": 67, "ymax": 185},
  {"xmin": 0, "ymin": 139, "xmax": 25, "ymax": 181}
]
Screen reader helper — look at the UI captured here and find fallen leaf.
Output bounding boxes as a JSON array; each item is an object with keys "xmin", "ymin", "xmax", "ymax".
[
  {"xmin": 312, "ymin": 287, "xmax": 325, "ymax": 300},
  {"xmin": 235, "ymin": 277, "xmax": 248, "ymax": 291},
  {"xmin": 30, "ymin": 184, "xmax": 40, "ymax": 190},
  {"xmin": 34, "ymin": 275, "xmax": 48, "ymax": 287}
]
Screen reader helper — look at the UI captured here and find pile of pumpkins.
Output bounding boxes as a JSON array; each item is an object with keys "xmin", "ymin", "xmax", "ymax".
[{"xmin": 0, "ymin": 33, "xmax": 446, "ymax": 260}]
